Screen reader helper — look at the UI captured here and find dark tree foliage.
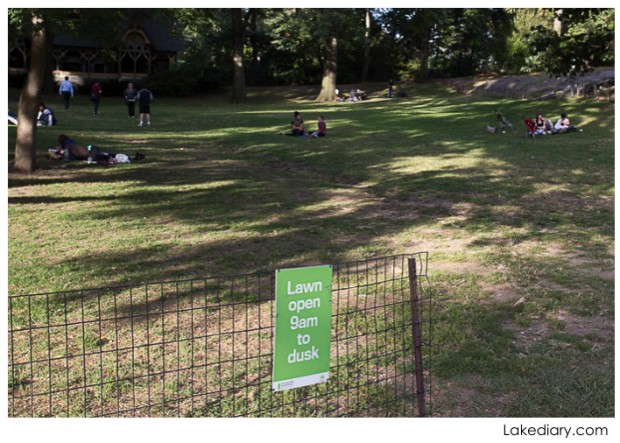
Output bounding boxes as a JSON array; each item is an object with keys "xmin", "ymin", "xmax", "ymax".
[
  {"xmin": 526, "ymin": 9, "xmax": 614, "ymax": 77},
  {"xmin": 431, "ymin": 9, "xmax": 513, "ymax": 78},
  {"xmin": 231, "ymin": 8, "xmax": 247, "ymax": 102},
  {"xmin": 171, "ymin": 7, "xmax": 612, "ymax": 87}
]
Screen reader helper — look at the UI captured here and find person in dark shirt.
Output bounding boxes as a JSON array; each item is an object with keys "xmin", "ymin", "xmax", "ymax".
[
  {"xmin": 535, "ymin": 112, "xmax": 551, "ymax": 135},
  {"xmin": 90, "ymin": 82, "xmax": 103, "ymax": 116},
  {"xmin": 123, "ymin": 82, "xmax": 138, "ymax": 118},
  {"xmin": 280, "ymin": 111, "xmax": 306, "ymax": 136},
  {"xmin": 137, "ymin": 86, "xmax": 154, "ymax": 127},
  {"xmin": 56, "ymin": 134, "xmax": 89, "ymax": 160}
]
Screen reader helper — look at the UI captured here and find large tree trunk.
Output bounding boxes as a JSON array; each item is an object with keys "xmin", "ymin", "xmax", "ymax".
[
  {"xmin": 361, "ymin": 9, "xmax": 371, "ymax": 82},
  {"xmin": 43, "ymin": 30, "xmax": 55, "ymax": 94},
  {"xmin": 416, "ymin": 27, "xmax": 432, "ymax": 83},
  {"xmin": 231, "ymin": 8, "xmax": 246, "ymax": 103},
  {"xmin": 14, "ymin": 23, "xmax": 48, "ymax": 173},
  {"xmin": 554, "ymin": 9, "xmax": 563, "ymax": 36},
  {"xmin": 248, "ymin": 9, "xmax": 263, "ymax": 86},
  {"xmin": 315, "ymin": 36, "xmax": 337, "ymax": 102}
]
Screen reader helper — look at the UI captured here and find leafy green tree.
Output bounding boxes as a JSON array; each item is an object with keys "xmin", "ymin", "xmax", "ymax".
[
  {"xmin": 258, "ymin": 10, "xmax": 314, "ymax": 85},
  {"xmin": 231, "ymin": 8, "xmax": 247, "ymax": 102},
  {"xmin": 526, "ymin": 8, "xmax": 614, "ymax": 76},
  {"xmin": 504, "ymin": 8, "xmax": 555, "ymax": 74},
  {"xmin": 433, "ymin": 9, "xmax": 513, "ymax": 77},
  {"xmin": 183, "ymin": 8, "xmax": 385, "ymax": 91},
  {"xmin": 378, "ymin": 8, "xmax": 453, "ymax": 82},
  {"xmin": 175, "ymin": 9, "xmax": 226, "ymax": 88}
]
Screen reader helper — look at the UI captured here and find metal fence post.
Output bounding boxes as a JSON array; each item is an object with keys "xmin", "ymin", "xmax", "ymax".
[{"xmin": 408, "ymin": 257, "xmax": 426, "ymax": 417}]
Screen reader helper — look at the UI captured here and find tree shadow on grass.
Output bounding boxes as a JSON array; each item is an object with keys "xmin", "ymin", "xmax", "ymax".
[{"xmin": 8, "ymin": 93, "xmax": 613, "ymax": 295}]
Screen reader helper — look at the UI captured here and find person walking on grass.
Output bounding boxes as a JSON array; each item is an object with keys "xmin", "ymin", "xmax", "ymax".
[
  {"xmin": 58, "ymin": 76, "xmax": 74, "ymax": 110},
  {"xmin": 90, "ymin": 81, "xmax": 102, "ymax": 116},
  {"xmin": 137, "ymin": 86, "xmax": 154, "ymax": 127}
]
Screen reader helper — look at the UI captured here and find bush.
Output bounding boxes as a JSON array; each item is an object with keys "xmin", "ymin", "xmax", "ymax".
[
  {"xmin": 143, "ymin": 69, "xmax": 197, "ymax": 96},
  {"xmin": 97, "ymin": 79, "xmax": 129, "ymax": 97},
  {"xmin": 8, "ymin": 72, "xmax": 27, "ymax": 89},
  {"xmin": 191, "ymin": 67, "xmax": 223, "ymax": 93}
]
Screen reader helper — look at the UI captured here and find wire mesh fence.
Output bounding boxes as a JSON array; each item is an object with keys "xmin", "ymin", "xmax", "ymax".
[{"xmin": 8, "ymin": 253, "xmax": 431, "ymax": 417}]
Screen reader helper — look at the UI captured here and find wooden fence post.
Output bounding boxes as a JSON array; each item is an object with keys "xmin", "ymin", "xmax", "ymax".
[{"xmin": 408, "ymin": 257, "xmax": 426, "ymax": 417}]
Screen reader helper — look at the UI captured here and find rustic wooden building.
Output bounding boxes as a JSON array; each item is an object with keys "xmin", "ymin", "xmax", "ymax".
[{"xmin": 9, "ymin": 20, "xmax": 183, "ymax": 86}]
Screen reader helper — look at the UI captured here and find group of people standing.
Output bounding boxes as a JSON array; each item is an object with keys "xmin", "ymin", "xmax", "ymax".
[
  {"xmin": 55, "ymin": 76, "xmax": 154, "ymax": 126},
  {"xmin": 122, "ymin": 82, "xmax": 154, "ymax": 126}
]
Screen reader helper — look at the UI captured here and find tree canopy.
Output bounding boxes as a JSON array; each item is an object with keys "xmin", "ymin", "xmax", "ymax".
[
  {"xmin": 168, "ymin": 7, "xmax": 613, "ymax": 88},
  {"xmin": 526, "ymin": 9, "xmax": 615, "ymax": 76}
]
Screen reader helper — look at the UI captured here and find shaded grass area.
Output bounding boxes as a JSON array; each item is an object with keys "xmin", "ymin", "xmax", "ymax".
[{"xmin": 7, "ymin": 81, "xmax": 614, "ymax": 416}]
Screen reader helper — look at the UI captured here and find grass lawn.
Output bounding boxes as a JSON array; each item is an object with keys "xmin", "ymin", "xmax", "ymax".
[{"xmin": 6, "ymin": 81, "xmax": 614, "ymax": 416}]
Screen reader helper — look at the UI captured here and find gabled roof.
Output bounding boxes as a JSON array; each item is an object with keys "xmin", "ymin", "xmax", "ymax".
[
  {"xmin": 53, "ymin": 19, "xmax": 183, "ymax": 52},
  {"xmin": 140, "ymin": 21, "xmax": 183, "ymax": 52}
]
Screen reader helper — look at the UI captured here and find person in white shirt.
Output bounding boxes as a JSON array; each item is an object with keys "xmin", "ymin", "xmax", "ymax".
[
  {"xmin": 36, "ymin": 103, "xmax": 55, "ymax": 127},
  {"xmin": 554, "ymin": 113, "xmax": 578, "ymax": 133}
]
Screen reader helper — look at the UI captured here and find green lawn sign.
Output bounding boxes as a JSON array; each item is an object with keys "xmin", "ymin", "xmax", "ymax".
[{"xmin": 272, "ymin": 265, "xmax": 333, "ymax": 391}]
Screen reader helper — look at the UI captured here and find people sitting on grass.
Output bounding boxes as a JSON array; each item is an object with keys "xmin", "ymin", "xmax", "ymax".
[
  {"xmin": 280, "ymin": 111, "xmax": 306, "ymax": 136},
  {"xmin": 334, "ymin": 89, "xmax": 344, "ymax": 102},
  {"xmin": 347, "ymin": 88, "xmax": 367, "ymax": 102},
  {"xmin": 309, "ymin": 115, "xmax": 327, "ymax": 138},
  {"xmin": 36, "ymin": 103, "xmax": 55, "ymax": 127},
  {"xmin": 535, "ymin": 112, "xmax": 554, "ymax": 135},
  {"xmin": 525, "ymin": 112, "xmax": 583, "ymax": 137},
  {"xmin": 554, "ymin": 113, "xmax": 582, "ymax": 133}
]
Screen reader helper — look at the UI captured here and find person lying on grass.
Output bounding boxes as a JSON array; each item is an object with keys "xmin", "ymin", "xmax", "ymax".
[
  {"xmin": 49, "ymin": 134, "xmax": 143, "ymax": 164},
  {"xmin": 54, "ymin": 134, "xmax": 89, "ymax": 160}
]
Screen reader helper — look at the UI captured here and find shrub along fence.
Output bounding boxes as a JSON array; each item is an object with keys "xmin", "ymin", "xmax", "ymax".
[{"xmin": 8, "ymin": 253, "xmax": 431, "ymax": 417}]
